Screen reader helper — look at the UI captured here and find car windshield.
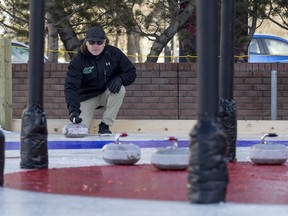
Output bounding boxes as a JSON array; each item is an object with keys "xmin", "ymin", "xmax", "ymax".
[
  {"xmin": 264, "ymin": 38, "xmax": 288, "ymax": 55},
  {"xmin": 11, "ymin": 44, "xmax": 29, "ymax": 63}
]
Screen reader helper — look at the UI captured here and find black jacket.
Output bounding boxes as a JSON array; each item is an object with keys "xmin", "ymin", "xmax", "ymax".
[{"xmin": 64, "ymin": 45, "xmax": 136, "ymax": 114}]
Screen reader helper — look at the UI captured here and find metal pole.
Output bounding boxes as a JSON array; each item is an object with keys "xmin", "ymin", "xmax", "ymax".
[
  {"xmin": 219, "ymin": 0, "xmax": 237, "ymax": 162},
  {"xmin": 28, "ymin": 0, "xmax": 45, "ymax": 106},
  {"xmin": 188, "ymin": 0, "xmax": 228, "ymax": 203},
  {"xmin": 197, "ymin": 2, "xmax": 218, "ymax": 119},
  {"xmin": 220, "ymin": 0, "xmax": 235, "ymax": 99},
  {"xmin": 20, "ymin": 0, "xmax": 48, "ymax": 169},
  {"xmin": 271, "ymin": 70, "xmax": 277, "ymax": 120}
]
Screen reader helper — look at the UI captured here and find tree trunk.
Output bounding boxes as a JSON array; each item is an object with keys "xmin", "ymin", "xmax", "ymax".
[
  {"xmin": 127, "ymin": 33, "xmax": 137, "ymax": 63},
  {"xmin": 46, "ymin": 11, "xmax": 59, "ymax": 63},
  {"xmin": 46, "ymin": 0, "xmax": 80, "ymax": 60},
  {"xmin": 135, "ymin": 33, "xmax": 142, "ymax": 63},
  {"xmin": 146, "ymin": 0, "xmax": 196, "ymax": 62},
  {"xmin": 178, "ymin": 0, "xmax": 197, "ymax": 62}
]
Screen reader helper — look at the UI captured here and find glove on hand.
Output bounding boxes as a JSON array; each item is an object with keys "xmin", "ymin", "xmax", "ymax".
[
  {"xmin": 69, "ymin": 111, "xmax": 82, "ymax": 124},
  {"xmin": 107, "ymin": 77, "xmax": 123, "ymax": 94}
]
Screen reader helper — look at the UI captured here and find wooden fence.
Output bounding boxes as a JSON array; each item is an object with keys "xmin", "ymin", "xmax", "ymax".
[{"xmin": 0, "ymin": 38, "xmax": 12, "ymax": 130}]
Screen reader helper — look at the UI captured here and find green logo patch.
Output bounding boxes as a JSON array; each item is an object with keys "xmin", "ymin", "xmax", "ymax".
[{"xmin": 82, "ymin": 66, "xmax": 94, "ymax": 74}]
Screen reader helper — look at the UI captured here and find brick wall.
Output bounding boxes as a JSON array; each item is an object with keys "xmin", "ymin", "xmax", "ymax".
[{"xmin": 11, "ymin": 63, "xmax": 288, "ymax": 120}]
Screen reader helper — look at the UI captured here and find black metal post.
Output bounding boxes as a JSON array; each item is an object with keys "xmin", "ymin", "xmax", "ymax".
[
  {"xmin": 219, "ymin": 0, "xmax": 237, "ymax": 162},
  {"xmin": 188, "ymin": 0, "xmax": 228, "ymax": 203},
  {"xmin": 20, "ymin": 0, "xmax": 48, "ymax": 169},
  {"xmin": 0, "ymin": 130, "xmax": 4, "ymax": 186}
]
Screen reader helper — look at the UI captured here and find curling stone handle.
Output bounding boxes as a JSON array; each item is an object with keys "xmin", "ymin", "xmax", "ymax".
[
  {"xmin": 120, "ymin": 133, "xmax": 128, "ymax": 137},
  {"xmin": 261, "ymin": 133, "xmax": 278, "ymax": 144},
  {"xmin": 114, "ymin": 133, "xmax": 128, "ymax": 144},
  {"xmin": 167, "ymin": 136, "xmax": 178, "ymax": 148}
]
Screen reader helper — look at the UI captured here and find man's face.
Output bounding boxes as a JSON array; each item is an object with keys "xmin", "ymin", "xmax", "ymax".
[{"xmin": 86, "ymin": 39, "xmax": 105, "ymax": 56}]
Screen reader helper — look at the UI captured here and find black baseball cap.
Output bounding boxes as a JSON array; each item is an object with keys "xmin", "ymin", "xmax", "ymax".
[{"xmin": 86, "ymin": 27, "xmax": 106, "ymax": 41}]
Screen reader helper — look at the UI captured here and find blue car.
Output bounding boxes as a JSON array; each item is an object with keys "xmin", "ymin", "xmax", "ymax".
[{"xmin": 249, "ymin": 34, "xmax": 288, "ymax": 63}]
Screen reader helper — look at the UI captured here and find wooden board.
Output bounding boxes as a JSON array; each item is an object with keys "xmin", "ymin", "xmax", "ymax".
[{"xmin": 11, "ymin": 119, "xmax": 288, "ymax": 137}]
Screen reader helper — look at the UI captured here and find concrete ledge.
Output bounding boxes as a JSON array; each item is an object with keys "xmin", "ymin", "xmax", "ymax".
[{"xmin": 11, "ymin": 119, "xmax": 288, "ymax": 136}]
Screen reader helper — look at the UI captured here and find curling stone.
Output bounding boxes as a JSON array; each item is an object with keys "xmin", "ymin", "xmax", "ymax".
[
  {"xmin": 101, "ymin": 133, "xmax": 141, "ymax": 165},
  {"xmin": 249, "ymin": 133, "xmax": 288, "ymax": 165},
  {"xmin": 151, "ymin": 136, "xmax": 189, "ymax": 170},
  {"xmin": 62, "ymin": 123, "xmax": 89, "ymax": 138}
]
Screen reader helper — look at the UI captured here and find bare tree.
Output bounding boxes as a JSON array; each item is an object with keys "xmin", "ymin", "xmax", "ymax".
[
  {"xmin": 145, "ymin": 0, "xmax": 195, "ymax": 62},
  {"xmin": 0, "ymin": 0, "xmax": 279, "ymax": 63}
]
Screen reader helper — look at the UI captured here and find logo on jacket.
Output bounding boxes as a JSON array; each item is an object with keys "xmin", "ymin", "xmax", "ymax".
[
  {"xmin": 82, "ymin": 66, "xmax": 94, "ymax": 74},
  {"xmin": 106, "ymin": 62, "xmax": 111, "ymax": 66}
]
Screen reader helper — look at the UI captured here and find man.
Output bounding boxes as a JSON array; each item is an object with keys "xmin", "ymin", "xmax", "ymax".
[{"xmin": 64, "ymin": 26, "xmax": 136, "ymax": 135}]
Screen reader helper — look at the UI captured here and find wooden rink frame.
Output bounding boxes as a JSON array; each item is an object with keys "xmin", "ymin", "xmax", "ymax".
[{"xmin": 11, "ymin": 119, "xmax": 288, "ymax": 137}]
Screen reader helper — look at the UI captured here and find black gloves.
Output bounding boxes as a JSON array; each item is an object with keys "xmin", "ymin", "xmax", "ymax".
[
  {"xmin": 106, "ymin": 76, "xmax": 123, "ymax": 93},
  {"xmin": 69, "ymin": 111, "xmax": 82, "ymax": 124}
]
